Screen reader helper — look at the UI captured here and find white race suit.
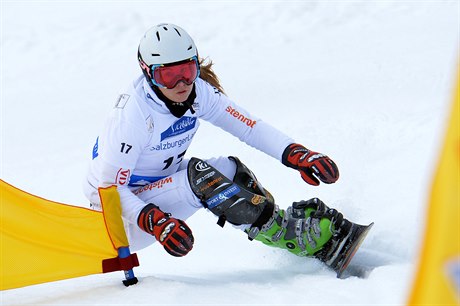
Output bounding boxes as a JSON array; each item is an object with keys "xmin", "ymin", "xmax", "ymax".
[{"xmin": 83, "ymin": 76, "xmax": 294, "ymax": 251}]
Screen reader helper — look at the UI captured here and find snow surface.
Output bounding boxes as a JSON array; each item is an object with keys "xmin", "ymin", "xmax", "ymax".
[{"xmin": 1, "ymin": 1, "xmax": 459, "ymax": 305}]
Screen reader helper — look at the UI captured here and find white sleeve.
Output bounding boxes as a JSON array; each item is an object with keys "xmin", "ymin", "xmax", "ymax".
[
  {"xmin": 198, "ymin": 83, "xmax": 295, "ymax": 161},
  {"xmin": 97, "ymin": 114, "xmax": 149, "ymax": 225}
]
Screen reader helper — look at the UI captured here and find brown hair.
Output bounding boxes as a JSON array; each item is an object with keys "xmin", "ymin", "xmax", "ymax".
[{"xmin": 198, "ymin": 57, "xmax": 226, "ymax": 95}]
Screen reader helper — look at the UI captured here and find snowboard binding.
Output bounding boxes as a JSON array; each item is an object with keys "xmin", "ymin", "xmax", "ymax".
[{"xmin": 315, "ymin": 221, "xmax": 374, "ymax": 278}]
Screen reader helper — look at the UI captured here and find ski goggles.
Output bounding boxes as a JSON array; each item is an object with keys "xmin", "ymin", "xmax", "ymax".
[{"xmin": 150, "ymin": 56, "xmax": 200, "ymax": 89}]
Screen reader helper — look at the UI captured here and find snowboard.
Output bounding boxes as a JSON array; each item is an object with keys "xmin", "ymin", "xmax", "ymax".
[{"xmin": 333, "ymin": 222, "xmax": 374, "ymax": 278}]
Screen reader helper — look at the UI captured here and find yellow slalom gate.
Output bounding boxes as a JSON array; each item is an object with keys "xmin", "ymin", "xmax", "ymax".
[
  {"xmin": 407, "ymin": 68, "xmax": 460, "ymax": 304},
  {"xmin": 0, "ymin": 180, "xmax": 139, "ymax": 290}
]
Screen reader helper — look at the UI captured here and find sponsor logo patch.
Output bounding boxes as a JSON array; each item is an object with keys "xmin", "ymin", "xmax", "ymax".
[
  {"xmin": 251, "ymin": 194, "xmax": 265, "ymax": 205},
  {"xmin": 150, "ymin": 132, "xmax": 196, "ymax": 151},
  {"xmin": 206, "ymin": 185, "xmax": 241, "ymax": 209},
  {"xmin": 146, "ymin": 115, "xmax": 154, "ymax": 133},
  {"xmin": 133, "ymin": 177, "xmax": 173, "ymax": 195},
  {"xmin": 116, "ymin": 168, "xmax": 130, "ymax": 185},
  {"xmin": 225, "ymin": 106, "xmax": 256, "ymax": 128},
  {"xmin": 196, "ymin": 171, "xmax": 216, "ymax": 185},
  {"xmin": 195, "ymin": 160, "xmax": 211, "ymax": 172},
  {"xmin": 115, "ymin": 94, "xmax": 130, "ymax": 109},
  {"xmin": 199, "ymin": 177, "xmax": 224, "ymax": 192},
  {"xmin": 92, "ymin": 137, "xmax": 99, "ymax": 159},
  {"xmin": 161, "ymin": 116, "xmax": 197, "ymax": 141}
]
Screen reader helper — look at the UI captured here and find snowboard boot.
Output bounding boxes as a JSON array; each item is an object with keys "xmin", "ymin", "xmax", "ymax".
[{"xmin": 247, "ymin": 198, "xmax": 368, "ymax": 276}]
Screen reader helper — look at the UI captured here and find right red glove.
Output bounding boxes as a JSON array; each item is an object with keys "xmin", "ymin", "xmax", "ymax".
[
  {"xmin": 282, "ymin": 143, "xmax": 339, "ymax": 186},
  {"xmin": 138, "ymin": 204, "xmax": 194, "ymax": 257}
]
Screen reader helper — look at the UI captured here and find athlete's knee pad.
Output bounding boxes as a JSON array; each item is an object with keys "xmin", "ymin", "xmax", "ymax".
[{"xmin": 187, "ymin": 156, "xmax": 274, "ymax": 227}]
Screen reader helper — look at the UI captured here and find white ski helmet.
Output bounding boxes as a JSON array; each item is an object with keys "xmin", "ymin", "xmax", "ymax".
[{"xmin": 138, "ymin": 23, "xmax": 198, "ymax": 68}]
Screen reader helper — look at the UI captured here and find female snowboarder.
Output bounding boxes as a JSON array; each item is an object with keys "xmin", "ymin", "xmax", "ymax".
[{"xmin": 84, "ymin": 23, "xmax": 371, "ymax": 277}]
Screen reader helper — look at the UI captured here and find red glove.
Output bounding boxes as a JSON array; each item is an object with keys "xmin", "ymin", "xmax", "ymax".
[
  {"xmin": 282, "ymin": 143, "xmax": 339, "ymax": 186},
  {"xmin": 138, "ymin": 204, "xmax": 194, "ymax": 257}
]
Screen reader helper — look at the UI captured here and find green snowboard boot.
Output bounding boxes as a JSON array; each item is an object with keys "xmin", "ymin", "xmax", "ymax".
[{"xmin": 247, "ymin": 198, "xmax": 356, "ymax": 273}]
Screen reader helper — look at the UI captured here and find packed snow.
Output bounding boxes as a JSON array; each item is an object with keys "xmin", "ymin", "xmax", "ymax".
[{"xmin": 1, "ymin": 1, "xmax": 459, "ymax": 305}]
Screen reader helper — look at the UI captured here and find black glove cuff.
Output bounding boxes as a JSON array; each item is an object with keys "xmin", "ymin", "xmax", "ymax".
[
  {"xmin": 281, "ymin": 143, "xmax": 309, "ymax": 167},
  {"xmin": 281, "ymin": 143, "xmax": 295, "ymax": 167}
]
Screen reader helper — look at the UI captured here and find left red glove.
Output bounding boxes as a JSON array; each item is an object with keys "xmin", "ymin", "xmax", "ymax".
[
  {"xmin": 138, "ymin": 204, "xmax": 194, "ymax": 257},
  {"xmin": 282, "ymin": 143, "xmax": 339, "ymax": 186}
]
